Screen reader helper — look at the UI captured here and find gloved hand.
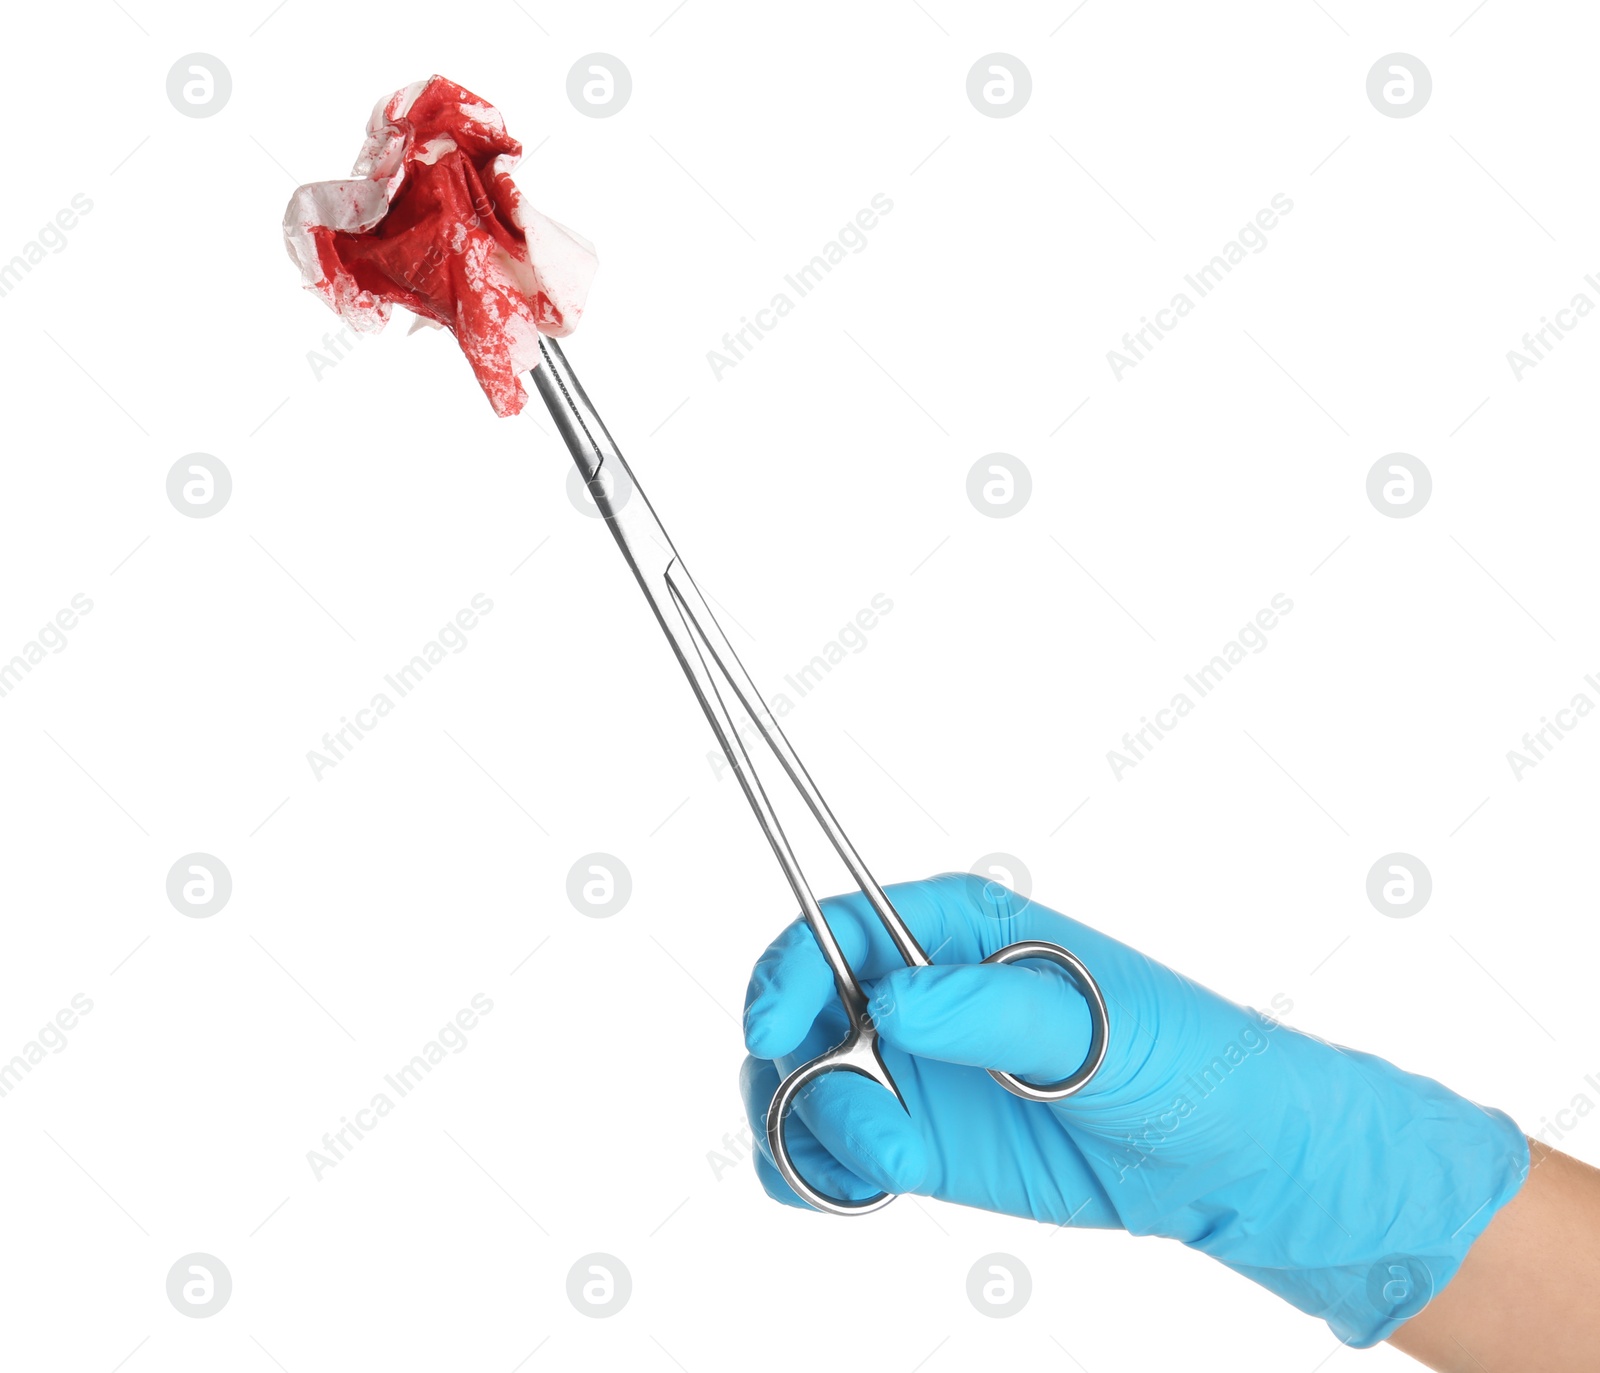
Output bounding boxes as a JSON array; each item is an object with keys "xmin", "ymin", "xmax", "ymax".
[{"xmin": 740, "ymin": 873, "xmax": 1529, "ymax": 1347}]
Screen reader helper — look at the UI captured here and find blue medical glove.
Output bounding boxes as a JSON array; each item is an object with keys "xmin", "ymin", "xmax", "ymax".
[{"xmin": 740, "ymin": 873, "xmax": 1529, "ymax": 1347}]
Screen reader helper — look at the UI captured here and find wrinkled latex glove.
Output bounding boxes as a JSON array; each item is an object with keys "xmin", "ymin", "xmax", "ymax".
[{"xmin": 741, "ymin": 873, "xmax": 1529, "ymax": 1347}]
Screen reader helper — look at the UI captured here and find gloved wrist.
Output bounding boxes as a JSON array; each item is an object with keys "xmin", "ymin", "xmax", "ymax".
[
  {"xmin": 1062, "ymin": 1002, "xmax": 1530, "ymax": 1346},
  {"xmin": 945, "ymin": 880, "xmax": 1532, "ymax": 1346}
]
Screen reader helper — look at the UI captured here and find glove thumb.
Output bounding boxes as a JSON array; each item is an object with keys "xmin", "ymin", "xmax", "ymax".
[{"xmin": 868, "ymin": 962, "xmax": 1096, "ymax": 1086}]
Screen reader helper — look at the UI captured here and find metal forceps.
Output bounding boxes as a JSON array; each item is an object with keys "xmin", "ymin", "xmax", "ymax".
[{"xmin": 530, "ymin": 336, "xmax": 1110, "ymax": 1216}]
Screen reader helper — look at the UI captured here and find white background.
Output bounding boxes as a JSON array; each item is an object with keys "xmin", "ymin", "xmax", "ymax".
[{"xmin": 2, "ymin": 1, "xmax": 1597, "ymax": 1369}]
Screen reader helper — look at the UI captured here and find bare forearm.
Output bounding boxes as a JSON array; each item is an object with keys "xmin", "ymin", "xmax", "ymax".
[{"xmin": 1389, "ymin": 1140, "xmax": 1600, "ymax": 1370}]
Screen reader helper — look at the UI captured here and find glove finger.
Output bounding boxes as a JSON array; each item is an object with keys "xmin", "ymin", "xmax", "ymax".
[
  {"xmin": 785, "ymin": 1061, "xmax": 928, "ymax": 1196},
  {"xmin": 869, "ymin": 962, "xmax": 1095, "ymax": 1084},
  {"xmin": 742, "ymin": 917, "xmax": 843, "ymax": 1061},
  {"xmin": 743, "ymin": 875, "xmax": 988, "ymax": 1060},
  {"xmin": 739, "ymin": 1055, "xmax": 890, "ymax": 1203},
  {"xmin": 750, "ymin": 996, "xmax": 928, "ymax": 1195},
  {"xmin": 747, "ymin": 1012, "xmax": 929, "ymax": 1196}
]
